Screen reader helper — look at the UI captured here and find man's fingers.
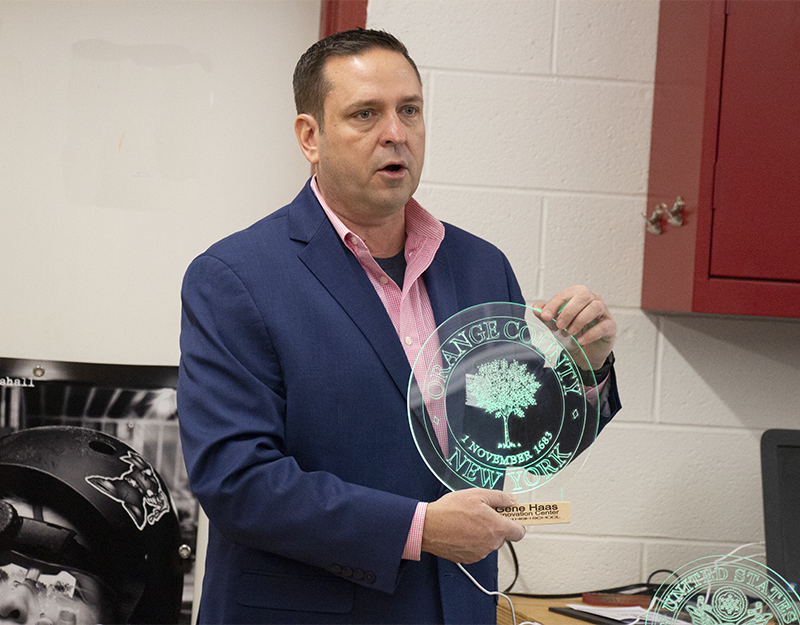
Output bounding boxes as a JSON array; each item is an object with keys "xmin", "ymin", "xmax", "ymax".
[
  {"xmin": 477, "ymin": 489, "xmax": 517, "ymax": 509},
  {"xmin": 503, "ymin": 518, "xmax": 527, "ymax": 542},
  {"xmin": 422, "ymin": 489, "xmax": 527, "ymax": 563},
  {"xmin": 476, "ymin": 490, "xmax": 527, "ymax": 542}
]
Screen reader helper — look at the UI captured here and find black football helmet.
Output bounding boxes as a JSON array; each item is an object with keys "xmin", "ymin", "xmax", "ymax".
[{"xmin": 0, "ymin": 426, "xmax": 183, "ymax": 623}]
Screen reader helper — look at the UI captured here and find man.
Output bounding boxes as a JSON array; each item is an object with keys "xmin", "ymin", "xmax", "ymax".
[{"xmin": 178, "ymin": 29, "xmax": 620, "ymax": 624}]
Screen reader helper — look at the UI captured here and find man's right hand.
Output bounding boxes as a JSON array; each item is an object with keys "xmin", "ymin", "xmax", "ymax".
[{"xmin": 421, "ymin": 489, "xmax": 526, "ymax": 564}]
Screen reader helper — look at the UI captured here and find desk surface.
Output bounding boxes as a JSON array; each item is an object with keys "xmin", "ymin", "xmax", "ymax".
[{"xmin": 498, "ymin": 596, "xmax": 586, "ymax": 625}]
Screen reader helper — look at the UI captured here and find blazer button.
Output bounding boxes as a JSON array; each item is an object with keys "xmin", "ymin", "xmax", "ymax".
[
  {"xmin": 353, "ymin": 569, "xmax": 364, "ymax": 581},
  {"xmin": 342, "ymin": 567, "xmax": 353, "ymax": 578},
  {"xmin": 330, "ymin": 564, "xmax": 342, "ymax": 575},
  {"xmin": 364, "ymin": 571, "xmax": 376, "ymax": 584}
]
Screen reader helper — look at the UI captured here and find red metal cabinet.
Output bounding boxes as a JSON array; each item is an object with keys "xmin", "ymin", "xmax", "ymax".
[{"xmin": 641, "ymin": 0, "xmax": 800, "ymax": 318}]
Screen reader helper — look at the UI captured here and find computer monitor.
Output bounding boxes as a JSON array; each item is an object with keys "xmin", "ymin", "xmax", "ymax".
[{"xmin": 761, "ymin": 429, "xmax": 800, "ymax": 592}]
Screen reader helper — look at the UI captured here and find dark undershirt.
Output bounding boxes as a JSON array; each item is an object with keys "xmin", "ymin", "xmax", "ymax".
[{"xmin": 374, "ymin": 250, "xmax": 407, "ymax": 291}]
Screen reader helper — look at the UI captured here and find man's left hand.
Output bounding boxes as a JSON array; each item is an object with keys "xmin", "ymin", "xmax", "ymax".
[{"xmin": 533, "ymin": 285, "xmax": 616, "ymax": 371}]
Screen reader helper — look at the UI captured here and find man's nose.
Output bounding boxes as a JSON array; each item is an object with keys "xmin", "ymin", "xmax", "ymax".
[
  {"xmin": 381, "ymin": 112, "xmax": 407, "ymax": 145},
  {"xmin": 0, "ymin": 583, "xmax": 34, "ymax": 623}
]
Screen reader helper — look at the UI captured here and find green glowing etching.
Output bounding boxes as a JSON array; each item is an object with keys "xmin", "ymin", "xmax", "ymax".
[
  {"xmin": 408, "ymin": 302, "xmax": 601, "ymax": 494},
  {"xmin": 466, "ymin": 359, "xmax": 541, "ymax": 449},
  {"xmin": 687, "ymin": 589, "xmax": 772, "ymax": 625},
  {"xmin": 646, "ymin": 557, "xmax": 800, "ymax": 625},
  {"xmin": 446, "ymin": 445, "xmax": 503, "ymax": 489}
]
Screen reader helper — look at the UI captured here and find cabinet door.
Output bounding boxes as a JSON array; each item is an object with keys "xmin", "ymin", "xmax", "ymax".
[
  {"xmin": 710, "ymin": 0, "xmax": 800, "ymax": 282},
  {"xmin": 641, "ymin": 0, "xmax": 800, "ymax": 318}
]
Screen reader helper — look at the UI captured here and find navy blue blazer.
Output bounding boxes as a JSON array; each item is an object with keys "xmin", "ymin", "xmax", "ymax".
[{"xmin": 178, "ymin": 180, "xmax": 620, "ymax": 624}]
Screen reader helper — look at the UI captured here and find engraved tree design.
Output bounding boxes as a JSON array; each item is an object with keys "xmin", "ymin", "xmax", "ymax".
[{"xmin": 467, "ymin": 359, "xmax": 541, "ymax": 449}]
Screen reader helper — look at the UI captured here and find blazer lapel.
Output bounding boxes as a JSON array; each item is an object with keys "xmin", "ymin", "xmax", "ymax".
[
  {"xmin": 423, "ymin": 239, "xmax": 460, "ymax": 326},
  {"xmin": 288, "ymin": 184, "xmax": 413, "ymax": 397}
]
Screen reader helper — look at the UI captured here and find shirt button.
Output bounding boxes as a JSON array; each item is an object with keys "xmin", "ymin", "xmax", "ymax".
[
  {"xmin": 379, "ymin": 276, "xmax": 388, "ymax": 285},
  {"xmin": 405, "ymin": 337, "xmax": 414, "ymax": 346}
]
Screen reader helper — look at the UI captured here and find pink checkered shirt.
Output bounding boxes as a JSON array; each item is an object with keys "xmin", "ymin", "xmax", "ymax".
[
  {"xmin": 311, "ymin": 177, "xmax": 442, "ymax": 561},
  {"xmin": 311, "ymin": 178, "xmax": 608, "ymax": 562}
]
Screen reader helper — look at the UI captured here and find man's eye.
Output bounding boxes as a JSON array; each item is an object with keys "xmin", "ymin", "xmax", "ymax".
[
  {"xmin": 356, "ymin": 110, "xmax": 372, "ymax": 120},
  {"xmin": 403, "ymin": 106, "xmax": 418, "ymax": 116}
]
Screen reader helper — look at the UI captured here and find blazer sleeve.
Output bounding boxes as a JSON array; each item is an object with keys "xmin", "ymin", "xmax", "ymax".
[{"xmin": 177, "ymin": 253, "xmax": 418, "ymax": 594}]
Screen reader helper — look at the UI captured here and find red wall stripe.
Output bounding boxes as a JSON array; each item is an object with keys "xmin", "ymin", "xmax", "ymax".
[{"xmin": 319, "ymin": 0, "xmax": 368, "ymax": 38}]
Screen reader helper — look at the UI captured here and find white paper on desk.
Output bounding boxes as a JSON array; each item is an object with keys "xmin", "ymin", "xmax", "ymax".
[{"xmin": 567, "ymin": 604, "xmax": 692, "ymax": 625}]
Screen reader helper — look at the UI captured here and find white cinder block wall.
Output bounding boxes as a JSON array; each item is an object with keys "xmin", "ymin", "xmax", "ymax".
[{"xmin": 368, "ymin": 0, "xmax": 800, "ymax": 594}]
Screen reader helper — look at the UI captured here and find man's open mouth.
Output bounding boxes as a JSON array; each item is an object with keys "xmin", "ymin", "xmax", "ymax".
[{"xmin": 383, "ymin": 164, "xmax": 403, "ymax": 172}]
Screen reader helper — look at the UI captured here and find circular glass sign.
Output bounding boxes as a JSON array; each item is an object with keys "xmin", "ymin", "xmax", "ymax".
[
  {"xmin": 645, "ymin": 556, "xmax": 800, "ymax": 625},
  {"xmin": 408, "ymin": 302, "xmax": 600, "ymax": 494}
]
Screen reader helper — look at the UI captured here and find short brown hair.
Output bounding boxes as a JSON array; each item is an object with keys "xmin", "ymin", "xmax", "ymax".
[{"xmin": 293, "ymin": 29, "xmax": 421, "ymax": 129}]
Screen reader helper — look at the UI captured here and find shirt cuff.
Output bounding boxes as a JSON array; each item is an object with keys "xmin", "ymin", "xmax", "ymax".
[
  {"xmin": 402, "ymin": 501, "xmax": 428, "ymax": 561},
  {"xmin": 583, "ymin": 373, "xmax": 609, "ymax": 408}
]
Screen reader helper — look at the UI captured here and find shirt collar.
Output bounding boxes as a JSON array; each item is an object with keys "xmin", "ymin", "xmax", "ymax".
[{"xmin": 310, "ymin": 175, "xmax": 444, "ymax": 256}]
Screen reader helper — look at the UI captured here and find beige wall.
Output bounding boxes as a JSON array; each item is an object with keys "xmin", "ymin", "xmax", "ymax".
[
  {"xmin": 368, "ymin": 0, "xmax": 800, "ymax": 594},
  {"xmin": 0, "ymin": 0, "xmax": 320, "ymax": 366},
  {"xmin": 0, "ymin": 3, "xmax": 318, "ymax": 618}
]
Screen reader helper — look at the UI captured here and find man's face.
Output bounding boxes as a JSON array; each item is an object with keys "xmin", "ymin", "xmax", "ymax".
[{"xmin": 305, "ymin": 48, "xmax": 425, "ymax": 224}]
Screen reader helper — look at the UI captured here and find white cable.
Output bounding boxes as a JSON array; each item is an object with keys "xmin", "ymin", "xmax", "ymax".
[
  {"xmin": 719, "ymin": 541, "xmax": 765, "ymax": 557},
  {"xmin": 718, "ymin": 552, "xmax": 767, "ymax": 565},
  {"xmin": 713, "ymin": 542, "xmax": 766, "ymax": 565},
  {"xmin": 456, "ymin": 562, "xmax": 541, "ymax": 625},
  {"xmin": 698, "ymin": 543, "xmax": 767, "ymax": 603}
]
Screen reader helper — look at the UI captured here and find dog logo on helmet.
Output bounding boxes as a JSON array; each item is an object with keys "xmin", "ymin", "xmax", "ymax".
[{"xmin": 86, "ymin": 451, "xmax": 171, "ymax": 530}]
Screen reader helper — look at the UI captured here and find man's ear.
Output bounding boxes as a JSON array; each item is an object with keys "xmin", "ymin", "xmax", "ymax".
[{"xmin": 294, "ymin": 114, "xmax": 321, "ymax": 165}]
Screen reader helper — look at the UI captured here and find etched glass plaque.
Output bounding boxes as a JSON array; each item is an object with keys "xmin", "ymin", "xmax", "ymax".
[
  {"xmin": 407, "ymin": 302, "xmax": 600, "ymax": 497},
  {"xmin": 645, "ymin": 556, "xmax": 800, "ymax": 625}
]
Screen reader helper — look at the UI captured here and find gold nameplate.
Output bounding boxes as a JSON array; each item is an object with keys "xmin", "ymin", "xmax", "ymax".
[{"xmin": 495, "ymin": 501, "xmax": 571, "ymax": 525}]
